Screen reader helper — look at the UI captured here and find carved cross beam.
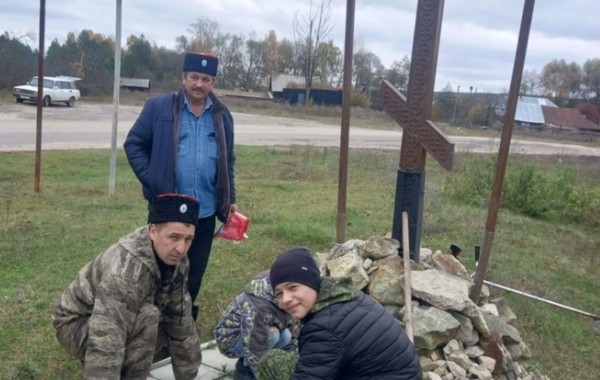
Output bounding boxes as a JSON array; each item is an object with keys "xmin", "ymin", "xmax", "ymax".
[
  {"xmin": 382, "ymin": 81, "xmax": 454, "ymax": 171},
  {"xmin": 384, "ymin": 0, "xmax": 454, "ymax": 261},
  {"xmin": 382, "ymin": 0, "xmax": 454, "ymax": 172}
]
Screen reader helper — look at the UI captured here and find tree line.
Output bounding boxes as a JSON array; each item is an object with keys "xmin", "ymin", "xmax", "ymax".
[{"xmin": 1, "ymin": 16, "xmax": 599, "ymax": 113}]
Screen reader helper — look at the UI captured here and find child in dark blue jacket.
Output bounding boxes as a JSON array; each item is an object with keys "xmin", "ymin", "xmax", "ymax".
[{"xmin": 258, "ymin": 247, "xmax": 422, "ymax": 380}]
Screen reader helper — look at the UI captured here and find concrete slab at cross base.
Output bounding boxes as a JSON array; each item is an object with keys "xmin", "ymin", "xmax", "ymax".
[{"xmin": 148, "ymin": 341, "xmax": 238, "ymax": 380}]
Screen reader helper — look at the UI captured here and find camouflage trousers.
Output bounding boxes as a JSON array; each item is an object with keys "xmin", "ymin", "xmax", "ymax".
[
  {"xmin": 256, "ymin": 349, "xmax": 298, "ymax": 380},
  {"xmin": 55, "ymin": 303, "xmax": 168, "ymax": 378}
]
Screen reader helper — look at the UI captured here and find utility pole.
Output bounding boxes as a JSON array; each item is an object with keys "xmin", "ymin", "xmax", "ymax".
[
  {"xmin": 451, "ymin": 85, "xmax": 460, "ymax": 125},
  {"xmin": 34, "ymin": 0, "xmax": 46, "ymax": 193},
  {"xmin": 108, "ymin": 0, "xmax": 122, "ymax": 196}
]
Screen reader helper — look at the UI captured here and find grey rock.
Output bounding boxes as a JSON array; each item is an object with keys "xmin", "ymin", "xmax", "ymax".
[
  {"xmin": 326, "ymin": 251, "xmax": 369, "ymax": 291},
  {"xmin": 413, "ymin": 306, "xmax": 461, "ymax": 350},
  {"xmin": 362, "ymin": 236, "xmax": 399, "ymax": 260}
]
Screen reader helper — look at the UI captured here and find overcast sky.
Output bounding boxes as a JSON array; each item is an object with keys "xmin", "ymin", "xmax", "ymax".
[{"xmin": 2, "ymin": 0, "xmax": 599, "ymax": 93}]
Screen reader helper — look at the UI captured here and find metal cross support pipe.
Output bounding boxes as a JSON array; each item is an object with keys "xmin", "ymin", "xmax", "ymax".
[{"xmin": 482, "ymin": 279, "xmax": 599, "ymax": 320}]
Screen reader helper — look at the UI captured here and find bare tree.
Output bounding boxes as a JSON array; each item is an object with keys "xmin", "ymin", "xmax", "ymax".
[
  {"xmin": 187, "ymin": 18, "xmax": 220, "ymax": 52},
  {"xmin": 293, "ymin": 0, "xmax": 334, "ymax": 105},
  {"xmin": 385, "ymin": 55, "xmax": 411, "ymax": 93},
  {"xmin": 244, "ymin": 35, "xmax": 266, "ymax": 90},
  {"xmin": 540, "ymin": 59, "xmax": 582, "ymax": 100},
  {"xmin": 174, "ymin": 35, "xmax": 189, "ymax": 53},
  {"xmin": 520, "ymin": 69, "xmax": 540, "ymax": 95},
  {"xmin": 582, "ymin": 58, "xmax": 600, "ymax": 104},
  {"xmin": 3, "ymin": 30, "xmax": 37, "ymax": 45},
  {"xmin": 214, "ymin": 33, "xmax": 245, "ymax": 89}
]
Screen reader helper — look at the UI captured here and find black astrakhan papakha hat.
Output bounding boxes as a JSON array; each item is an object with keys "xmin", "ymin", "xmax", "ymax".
[
  {"xmin": 183, "ymin": 52, "xmax": 218, "ymax": 76},
  {"xmin": 270, "ymin": 247, "xmax": 321, "ymax": 292},
  {"xmin": 148, "ymin": 193, "xmax": 199, "ymax": 225}
]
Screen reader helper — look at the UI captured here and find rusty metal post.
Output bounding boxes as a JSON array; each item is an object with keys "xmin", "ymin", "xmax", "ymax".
[
  {"xmin": 34, "ymin": 0, "xmax": 46, "ymax": 193},
  {"xmin": 471, "ymin": 0, "xmax": 536, "ymax": 303},
  {"xmin": 336, "ymin": 0, "xmax": 355, "ymax": 243}
]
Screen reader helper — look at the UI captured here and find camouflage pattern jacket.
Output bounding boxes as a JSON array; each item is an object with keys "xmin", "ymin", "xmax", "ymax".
[
  {"xmin": 213, "ymin": 270, "xmax": 297, "ymax": 374},
  {"xmin": 52, "ymin": 226, "xmax": 201, "ymax": 379}
]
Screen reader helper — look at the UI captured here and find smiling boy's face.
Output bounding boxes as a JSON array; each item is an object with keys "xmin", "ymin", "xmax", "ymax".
[{"xmin": 273, "ymin": 281, "xmax": 318, "ymax": 320}]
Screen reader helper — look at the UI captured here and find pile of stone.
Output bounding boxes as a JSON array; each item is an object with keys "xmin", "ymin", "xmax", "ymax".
[{"xmin": 314, "ymin": 236, "xmax": 549, "ymax": 380}]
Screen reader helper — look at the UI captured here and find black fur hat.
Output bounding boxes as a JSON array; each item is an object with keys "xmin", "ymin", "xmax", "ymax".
[
  {"xmin": 148, "ymin": 193, "xmax": 199, "ymax": 225},
  {"xmin": 183, "ymin": 52, "xmax": 218, "ymax": 76}
]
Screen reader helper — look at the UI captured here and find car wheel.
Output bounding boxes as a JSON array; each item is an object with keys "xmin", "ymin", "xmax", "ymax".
[
  {"xmin": 16, "ymin": 98, "xmax": 23, "ymax": 104},
  {"xmin": 42, "ymin": 96, "xmax": 51, "ymax": 107},
  {"xmin": 67, "ymin": 97, "xmax": 76, "ymax": 107}
]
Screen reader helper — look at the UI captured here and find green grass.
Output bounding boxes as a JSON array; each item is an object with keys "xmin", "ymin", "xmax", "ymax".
[{"xmin": 0, "ymin": 147, "xmax": 599, "ymax": 379}]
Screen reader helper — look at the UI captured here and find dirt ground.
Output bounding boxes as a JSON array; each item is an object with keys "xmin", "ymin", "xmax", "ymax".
[
  {"xmin": 1, "ymin": 101, "xmax": 600, "ymax": 159},
  {"xmin": 0, "ymin": 100, "xmax": 142, "ymax": 121}
]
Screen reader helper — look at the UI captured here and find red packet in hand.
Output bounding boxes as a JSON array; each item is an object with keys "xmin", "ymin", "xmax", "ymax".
[{"xmin": 214, "ymin": 211, "xmax": 250, "ymax": 242}]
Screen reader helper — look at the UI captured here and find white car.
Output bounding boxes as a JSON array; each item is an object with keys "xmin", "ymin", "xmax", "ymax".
[{"xmin": 13, "ymin": 76, "xmax": 81, "ymax": 107}]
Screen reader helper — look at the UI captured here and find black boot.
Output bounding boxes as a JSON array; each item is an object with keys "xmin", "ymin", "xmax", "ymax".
[{"xmin": 233, "ymin": 358, "xmax": 256, "ymax": 380}]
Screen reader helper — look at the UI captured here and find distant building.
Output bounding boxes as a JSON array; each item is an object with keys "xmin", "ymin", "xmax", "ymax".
[
  {"xmin": 496, "ymin": 95, "xmax": 599, "ymax": 134},
  {"xmin": 542, "ymin": 106, "xmax": 600, "ymax": 133},
  {"xmin": 269, "ymin": 74, "xmax": 342, "ymax": 106},
  {"xmin": 120, "ymin": 78, "xmax": 151, "ymax": 92},
  {"xmin": 513, "ymin": 96, "xmax": 557, "ymax": 128},
  {"xmin": 269, "ymin": 74, "xmax": 305, "ymax": 96}
]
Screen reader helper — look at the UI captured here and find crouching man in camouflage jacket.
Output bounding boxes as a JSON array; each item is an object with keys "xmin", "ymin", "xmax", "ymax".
[{"xmin": 52, "ymin": 194, "xmax": 202, "ymax": 379}]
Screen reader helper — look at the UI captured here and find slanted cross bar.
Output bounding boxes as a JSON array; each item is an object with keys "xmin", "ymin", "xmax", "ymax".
[{"xmin": 382, "ymin": 0, "xmax": 454, "ymax": 260}]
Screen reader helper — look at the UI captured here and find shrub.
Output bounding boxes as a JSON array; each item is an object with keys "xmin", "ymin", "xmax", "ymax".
[
  {"xmin": 442, "ymin": 154, "xmax": 494, "ymax": 208},
  {"xmin": 350, "ymin": 91, "xmax": 370, "ymax": 108},
  {"xmin": 443, "ymin": 155, "xmax": 600, "ymax": 227}
]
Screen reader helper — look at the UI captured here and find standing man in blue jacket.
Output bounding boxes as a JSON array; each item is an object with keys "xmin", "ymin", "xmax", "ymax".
[{"xmin": 124, "ymin": 52, "xmax": 238, "ymax": 321}]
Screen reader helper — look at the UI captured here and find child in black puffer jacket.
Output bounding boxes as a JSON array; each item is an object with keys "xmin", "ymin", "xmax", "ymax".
[{"xmin": 258, "ymin": 247, "xmax": 422, "ymax": 380}]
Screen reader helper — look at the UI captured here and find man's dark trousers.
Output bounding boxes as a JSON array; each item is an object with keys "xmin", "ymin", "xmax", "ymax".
[{"xmin": 188, "ymin": 215, "xmax": 216, "ymax": 321}]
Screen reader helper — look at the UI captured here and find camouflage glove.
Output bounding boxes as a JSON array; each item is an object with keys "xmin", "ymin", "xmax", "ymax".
[{"xmin": 256, "ymin": 349, "xmax": 297, "ymax": 380}]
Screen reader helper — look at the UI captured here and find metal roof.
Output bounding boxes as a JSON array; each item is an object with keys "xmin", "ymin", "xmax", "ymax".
[
  {"xmin": 269, "ymin": 74, "xmax": 305, "ymax": 93},
  {"xmin": 518, "ymin": 95, "xmax": 557, "ymax": 106},
  {"xmin": 514, "ymin": 102, "xmax": 546, "ymax": 124},
  {"xmin": 514, "ymin": 96, "xmax": 557, "ymax": 124},
  {"xmin": 542, "ymin": 105, "xmax": 600, "ymax": 131}
]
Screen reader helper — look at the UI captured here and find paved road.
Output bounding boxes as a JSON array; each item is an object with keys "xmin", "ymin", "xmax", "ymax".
[{"xmin": 1, "ymin": 102, "xmax": 600, "ymax": 156}]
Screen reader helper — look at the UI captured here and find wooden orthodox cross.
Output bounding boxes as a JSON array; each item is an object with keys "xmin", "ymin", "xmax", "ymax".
[{"xmin": 382, "ymin": 0, "xmax": 454, "ymax": 261}]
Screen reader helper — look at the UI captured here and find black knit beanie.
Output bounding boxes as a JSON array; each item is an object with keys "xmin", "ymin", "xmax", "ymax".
[{"xmin": 270, "ymin": 247, "xmax": 321, "ymax": 291}]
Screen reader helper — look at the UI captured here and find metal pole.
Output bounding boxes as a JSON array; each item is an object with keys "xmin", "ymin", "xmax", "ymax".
[
  {"xmin": 471, "ymin": 0, "xmax": 536, "ymax": 303},
  {"xmin": 336, "ymin": 0, "xmax": 355, "ymax": 243},
  {"xmin": 483, "ymin": 279, "xmax": 599, "ymax": 320},
  {"xmin": 402, "ymin": 212, "xmax": 414, "ymax": 342},
  {"xmin": 108, "ymin": 0, "xmax": 122, "ymax": 196},
  {"xmin": 34, "ymin": 0, "xmax": 46, "ymax": 193},
  {"xmin": 451, "ymin": 85, "xmax": 460, "ymax": 125}
]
